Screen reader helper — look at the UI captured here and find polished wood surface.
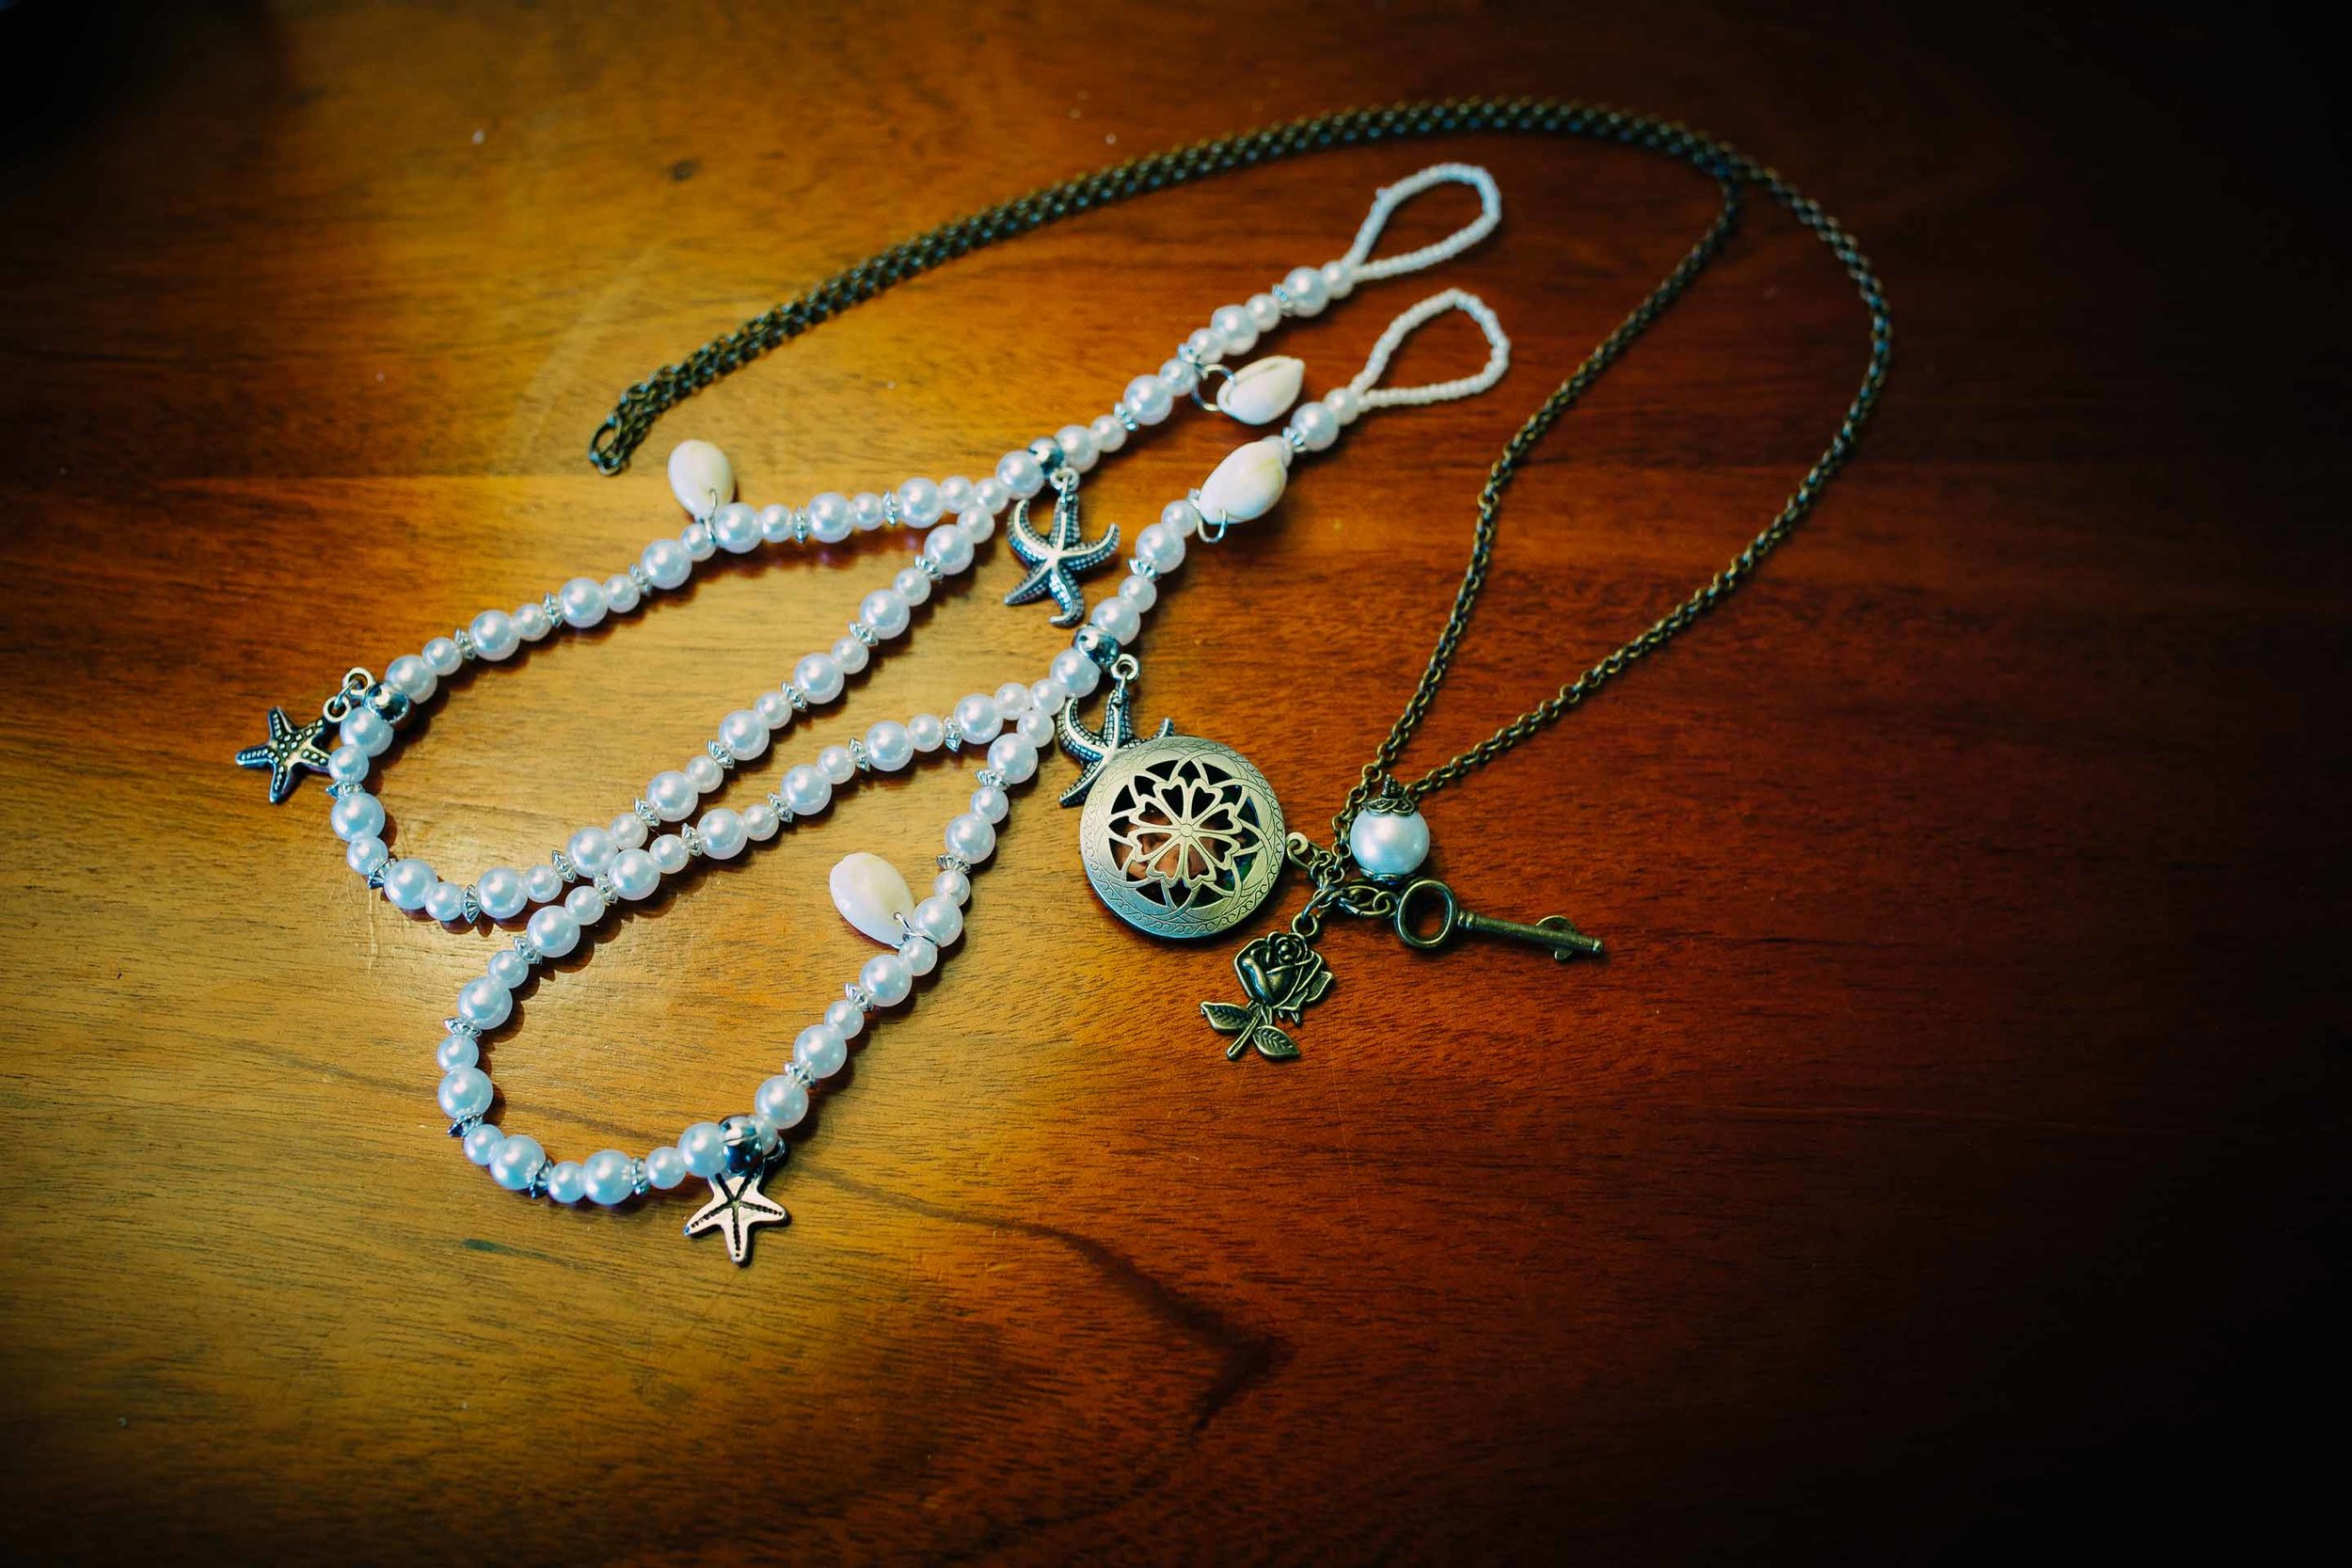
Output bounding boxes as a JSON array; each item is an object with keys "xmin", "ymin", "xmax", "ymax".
[{"xmin": 3, "ymin": 2, "xmax": 2344, "ymax": 1560}]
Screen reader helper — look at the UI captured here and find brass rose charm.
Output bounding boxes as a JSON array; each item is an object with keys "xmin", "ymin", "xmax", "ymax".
[{"xmin": 1200, "ymin": 931, "xmax": 1335, "ymax": 1060}]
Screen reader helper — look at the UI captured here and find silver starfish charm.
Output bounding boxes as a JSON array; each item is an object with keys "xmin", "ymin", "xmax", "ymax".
[
  {"xmin": 1004, "ymin": 471, "xmax": 1120, "ymax": 626},
  {"xmin": 1057, "ymin": 661, "xmax": 1173, "ymax": 806},
  {"xmin": 235, "ymin": 706, "xmax": 335, "ymax": 804},
  {"xmin": 683, "ymin": 1164, "xmax": 789, "ymax": 1264}
]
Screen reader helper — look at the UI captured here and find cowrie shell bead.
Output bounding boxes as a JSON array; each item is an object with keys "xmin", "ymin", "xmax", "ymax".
[
  {"xmin": 1216, "ymin": 356, "xmax": 1305, "ymax": 425},
  {"xmin": 1196, "ymin": 437, "xmax": 1292, "ymax": 524},
  {"xmin": 667, "ymin": 440, "xmax": 734, "ymax": 517},
  {"xmin": 830, "ymin": 852, "xmax": 915, "ymax": 946}
]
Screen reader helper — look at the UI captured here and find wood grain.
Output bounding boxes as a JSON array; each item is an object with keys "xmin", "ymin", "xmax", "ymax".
[{"xmin": 2, "ymin": 1, "xmax": 2344, "ymax": 1560}]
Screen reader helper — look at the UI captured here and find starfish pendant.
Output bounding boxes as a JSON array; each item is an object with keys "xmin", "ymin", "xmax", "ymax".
[
  {"xmin": 1056, "ymin": 665, "xmax": 1173, "ymax": 806},
  {"xmin": 235, "ymin": 706, "xmax": 335, "ymax": 804},
  {"xmin": 683, "ymin": 1164, "xmax": 789, "ymax": 1264},
  {"xmin": 1004, "ymin": 471, "xmax": 1120, "ymax": 626}
]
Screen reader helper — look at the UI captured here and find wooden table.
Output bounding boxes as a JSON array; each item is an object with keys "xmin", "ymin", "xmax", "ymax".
[{"xmin": 4, "ymin": 2, "xmax": 2342, "ymax": 1559}]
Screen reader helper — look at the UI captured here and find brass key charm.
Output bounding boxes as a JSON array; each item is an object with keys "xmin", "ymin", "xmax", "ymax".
[{"xmin": 1391, "ymin": 878, "xmax": 1603, "ymax": 961}]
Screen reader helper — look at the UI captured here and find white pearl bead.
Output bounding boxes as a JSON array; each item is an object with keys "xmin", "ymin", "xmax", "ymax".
[
  {"xmin": 860, "ymin": 953, "xmax": 914, "ymax": 1006},
  {"xmin": 678, "ymin": 1121, "xmax": 727, "ymax": 1177},
  {"xmin": 515, "ymin": 602, "xmax": 552, "ymax": 641},
  {"xmin": 986, "ymin": 733, "xmax": 1038, "ymax": 784},
  {"xmin": 912, "ymin": 894, "xmax": 963, "ymax": 944},
  {"xmin": 713, "ymin": 501, "xmax": 763, "ymax": 553},
  {"xmin": 438, "ymin": 1066, "xmax": 493, "ymax": 1120},
  {"xmin": 860, "ymin": 588, "xmax": 911, "ymax": 639},
  {"xmin": 1158, "ymin": 356, "xmax": 1199, "ymax": 398},
  {"xmin": 1211, "ymin": 305, "xmax": 1258, "ymax": 356},
  {"xmin": 486, "ymin": 948, "xmax": 531, "ymax": 990},
  {"xmin": 759, "ymin": 503, "xmax": 794, "ymax": 542},
  {"xmin": 970, "ymin": 784, "xmax": 1009, "ymax": 823},
  {"xmin": 527, "ymin": 902, "xmax": 581, "ymax": 956},
  {"xmin": 1288, "ymin": 400, "xmax": 1340, "ymax": 452},
  {"xmin": 641, "ymin": 538, "xmax": 691, "ymax": 590},
  {"xmin": 1160, "ymin": 499, "xmax": 1201, "ymax": 539},
  {"xmin": 825, "ymin": 997, "xmax": 866, "ymax": 1038},
  {"xmin": 422, "ymin": 636, "xmax": 463, "ymax": 676},
  {"xmin": 958, "ymin": 506, "xmax": 995, "ymax": 545},
  {"xmin": 945, "ymin": 811, "xmax": 996, "ymax": 863},
  {"xmin": 898, "ymin": 477, "xmax": 944, "ymax": 527},
  {"xmin": 1184, "ymin": 328, "xmax": 1220, "ymax": 364},
  {"xmin": 477, "ymin": 865, "xmax": 528, "ymax": 920},
  {"xmin": 684, "ymin": 752, "xmax": 721, "ymax": 795},
  {"xmin": 755, "ymin": 1073, "xmax": 810, "ymax": 1129},
  {"xmin": 1050, "ymin": 647, "xmax": 1101, "ymax": 698},
  {"xmin": 993, "ymin": 681, "xmax": 1032, "ymax": 715},
  {"xmin": 557, "ymin": 577, "xmax": 608, "ymax": 628},
  {"xmin": 489, "ymin": 1134, "xmax": 545, "ymax": 1191},
  {"xmin": 830, "ymin": 851, "xmax": 914, "ymax": 945},
  {"xmin": 895, "ymin": 564, "xmax": 931, "ymax": 606},
  {"xmin": 582, "ymin": 1149, "xmax": 635, "ymax": 1206},
  {"xmin": 1090, "ymin": 414, "xmax": 1127, "ymax": 453},
  {"xmin": 1136, "ymin": 523, "xmax": 1185, "ymax": 574},
  {"xmin": 1018, "ymin": 706, "xmax": 1057, "ymax": 748},
  {"xmin": 817, "ymin": 745, "xmax": 855, "ymax": 784},
  {"xmin": 330, "ymin": 790, "xmax": 384, "ymax": 843},
  {"xmin": 457, "ymin": 975, "xmax": 513, "ymax": 1030},
  {"xmin": 939, "ymin": 475, "xmax": 977, "ymax": 514},
  {"xmin": 907, "ymin": 713, "xmax": 946, "ymax": 752},
  {"xmin": 794, "ymin": 652, "xmax": 845, "ymax": 704},
  {"xmin": 1118, "ymin": 572, "xmax": 1156, "ymax": 612},
  {"xmin": 793, "ymin": 1024, "xmax": 848, "ymax": 1078},
  {"xmin": 462, "ymin": 1121, "xmax": 500, "ymax": 1162},
  {"xmin": 926, "ymin": 525, "xmax": 976, "ymax": 574},
  {"xmin": 564, "ymin": 885, "xmax": 605, "ymax": 927},
  {"xmin": 719, "ymin": 709, "xmax": 768, "ymax": 760},
  {"xmin": 341, "ymin": 708, "xmax": 393, "ymax": 757},
  {"xmin": 866, "ymin": 721, "xmax": 914, "ymax": 771},
  {"xmin": 1247, "ymin": 292, "xmax": 1283, "ymax": 331},
  {"xmin": 1123, "ymin": 373, "xmax": 1173, "ymax": 425},
  {"xmin": 850, "ymin": 492, "xmax": 888, "ymax": 531},
  {"xmin": 974, "ymin": 476, "xmax": 1009, "ymax": 515},
  {"xmin": 611, "ymin": 847, "xmax": 660, "ymax": 900},
  {"xmin": 807, "ymin": 492, "xmax": 853, "ymax": 543},
  {"xmin": 387, "ymin": 655, "xmax": 437, "ymax": 703},
  {"xmin": 1089, "ymin": 596, "xmax": 1141, "ymax": 643},
  {"xmin": 832, "ymin": 635, "xmax": 868, "ymax": 673},
  {"xmin": 644, "ymin": 1145, "xmax": 689, "ymax": 1189},
  {"xmin": 679, "ymin": 521, "xmax": 714, "ymax": 562},
  {"xmin": 1321, "ymin": 260, "xmax": 1356, "ymax": 300},
  {"xmin": 1055, "ymin": 424, "xmax": 1100, "ymax": 473},
  {"xmin": 1348, "ymin": 806, "xmax": 1431, "ymax": 879},
  {"xmin": 698, "ymin": 808, "xmax": 746, "ymax": 860},
  {"xmin": 667, "ymin": 439, "xmax": 734, "ymax": 516},
  {"xmin": 755, "ymin": 690, "xmax": 792, "ymax": 730},
  {"xmin": 932, "ymin": 869, "xmax": 971, "ymax": 906},
  {"xmin": 522, "ymin": 863, "xmax": 562, "ymax": 905},
  {"xmin": 646, "ymin": 770, "xmax": 696, "ymax": 821},
  {"xmin": 346, "ymin": 835, "xmax": 389, "ymax": 876},
  {"xmin": 1282, "ymin": 264, "xmax": 1330, "ymax": 315},
  {"xmin": 782, "ymin": 764, "xmax": 832, "ymax": 816},
  {"xmin": 899, "ymin": 936, "xmax": 939, "ymax": 976},
  {"xmin": 650, "ymin": 833, "xmax": 689, "ymax": 874},
  {"xmin": 424, "ymin": 880, "xmax": 468, "ymax": 923},
  {"xmin": 603, "ymin": 573, "xmax": 641, "ymax": 613},
  {"xmin": 996, "ymin": 450, "xmax": 1045, "ymax": 498},
  {"xmin": 610, "ymin": 811, "xmax": 648, "ymax": 849},
  {"xmin": 383, "ymin": 858, "xmax": 435, "ymax": 911},
  {"xmin": 743, "ymin": 801, "xmax": 780, "ymax": 841},
  {"xmin": 953, "ymin": 692, "xmax": 1002, "ymax": 745}
]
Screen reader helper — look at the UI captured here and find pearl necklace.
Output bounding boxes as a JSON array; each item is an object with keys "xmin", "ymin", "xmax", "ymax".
[{"xmin": 240, "ymin": 165, "xmax": 1515, "ymax": 1261}]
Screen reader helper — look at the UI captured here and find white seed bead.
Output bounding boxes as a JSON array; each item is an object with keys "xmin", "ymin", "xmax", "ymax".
[
  {"xmin": 719, "ymin": 709, "xmax": 768, "ymax": 761},
  {"xmin": 866, "ymin": 721, "xmax": 914, "ymax": 771},
  {"xmin": 647, "ymin": 770, "xmax": 696, "ymax": 822},
  {"xmin": 611, "ymin": 847, "xmax": 660, "ymax": 900},
  {"xmin": 952, "ymin": 692, "xmax": 1001, "ymax": 745}
]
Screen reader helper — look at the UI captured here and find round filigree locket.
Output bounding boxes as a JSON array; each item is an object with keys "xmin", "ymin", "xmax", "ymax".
[{"xmin": 1078, "ymin": 732, "xmax": 1287, "ymax": 939}]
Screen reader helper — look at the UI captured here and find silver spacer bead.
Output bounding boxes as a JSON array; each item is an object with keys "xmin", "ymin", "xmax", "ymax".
[
  {"xmin": 633, "ymin": 798, "xmax": 661, "ymax": 830},
  {"xmin": 1270, "ymin": 282, "xmax": 1296, "ymax": 315},
  {"xmin": 628, "ymin": 562, "xmax": 653, "ymax": 594},
  {"xmin": 540, "ymin": 591, "xmax": 563, "ymax": 622},
  {"xmin": 453, "ymin": 626, "xmax": 478, "ymax": 661},
  {"xmin": 549, "ymin": 849, "xmax": 579, "ymax": 884},
  {"xmin": 326, "ymin": 779, "xmax": 363, "ymax": 800},
  {"xmin": 766, "ymin": 791, "xmax": 796, "ymax": 827},
  {"xmin": 513, "ymin": 936, "xmax": 543, "ymax": 966},
  {"xmin": 848, "ymin": 620, "xmax": 879, "ymax": 649},
  {"xmin": 974, "ymin": 768, "xmax": 1006, "ymax": 789},
  {"xmin": 1130, "ymin": 559, "xmax": 1160, "ymax": 581},
  {"xmin": 448, "ymin": 1113, "xmax": 484, "ymax": 1139},
  {"xmin": 842, "ymin": 983, "xmax": 876, "ymax": 1012},
  {"xmin": 460, "ymin": 885, "xmax": 482, "ymax": 923},
  {"xmin": 1281, "ymin": 424, "xmax": 1311, "ymax": 455},
  {"xmin": 366, "ymin": 863, "xmax": 389, "ymax": 890},
  {"xmin": 848, "ymin": 737, "xmax": 872, "ymax": 773},
  {"xmin": 592, "ymin": 873, "xmax": 620, "ymax": 904},
  {"xmin": 680, "ymin": 826, "xmax": 705, "ymax": 858},
  {"xmin": 708, "ymin": 738, "xmax": 737, "ymax": 768},
  {"xmin": 781, "ymin": 683, "xmax": 810, "ymax": 713},
  {"xmin": 444, "ymin": 1017, "xmax": 481, "ymax": 1039},
  {"xmin": 882, "ymin": 491, "xmax": 903, "ymax": 527},
  {"xmin": 524, "ymin": 1162, "xmax": 553, "ymax": 1199},
  {"xmin": 1175, "ymin": 341, "xmax": 1208, "ymax": 370},
  {"xmin": 935, "ymin": 853, "xmax": 971, "ymax": 875},
  {"xmin": 786, "ymin": 1062, "xmax": 816, "ymax": 1089},
  {"xmin": 916, "ymin": 554, "xmax": 946, "ymax": 583},
  {"xmin": 1115, "ymin": 404, "xmax": 1141, "ymax": 433},
  {"xmin": 791, "ymin": 507, "xmax": 811, "ymax": 546},
  {"xmin": 628, "ymin": 1157, "xmax": 651, "ymax": 1196},
  {"xmin": 941, "ymin": 730, "xmax": 963, "ymax": 754}
]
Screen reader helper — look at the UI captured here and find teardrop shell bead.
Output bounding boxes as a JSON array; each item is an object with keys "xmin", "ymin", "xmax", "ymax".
[
  {"xmin": 667, "ymin": 439, "xmax": 735, "ymax": 518},
  {"xmin": 1196, "ymin": 436, "xmax": 1292, "ymax": 525},
  {"xmin": 1216, "ymin": 356, "xmax": 1306, "ymax": 425},
  {"xmin": 830, "ymin": 852, "xmax": 915, "ymax": 946}
]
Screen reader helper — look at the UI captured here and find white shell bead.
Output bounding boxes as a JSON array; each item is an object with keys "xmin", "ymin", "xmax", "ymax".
[
  {"xmin": 829, "ymin": 851, "xmax": 915, "ymax": 947},
  {"xmin": 666, "ymin": 439, "xmax": 735, "ymax": 518},
  {"xmin": 1216, "ymin": 356, "xmax": 1306, "ymax": 425},
  {"xmin": 1196, "ymin": 436, "xmax": 1292, "ymax": 524}
]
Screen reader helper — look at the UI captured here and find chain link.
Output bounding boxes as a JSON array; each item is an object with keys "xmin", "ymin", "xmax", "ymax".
[{"xmin": 586, "ymin": 96, "xmax": 1892, "ymax": 859}]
